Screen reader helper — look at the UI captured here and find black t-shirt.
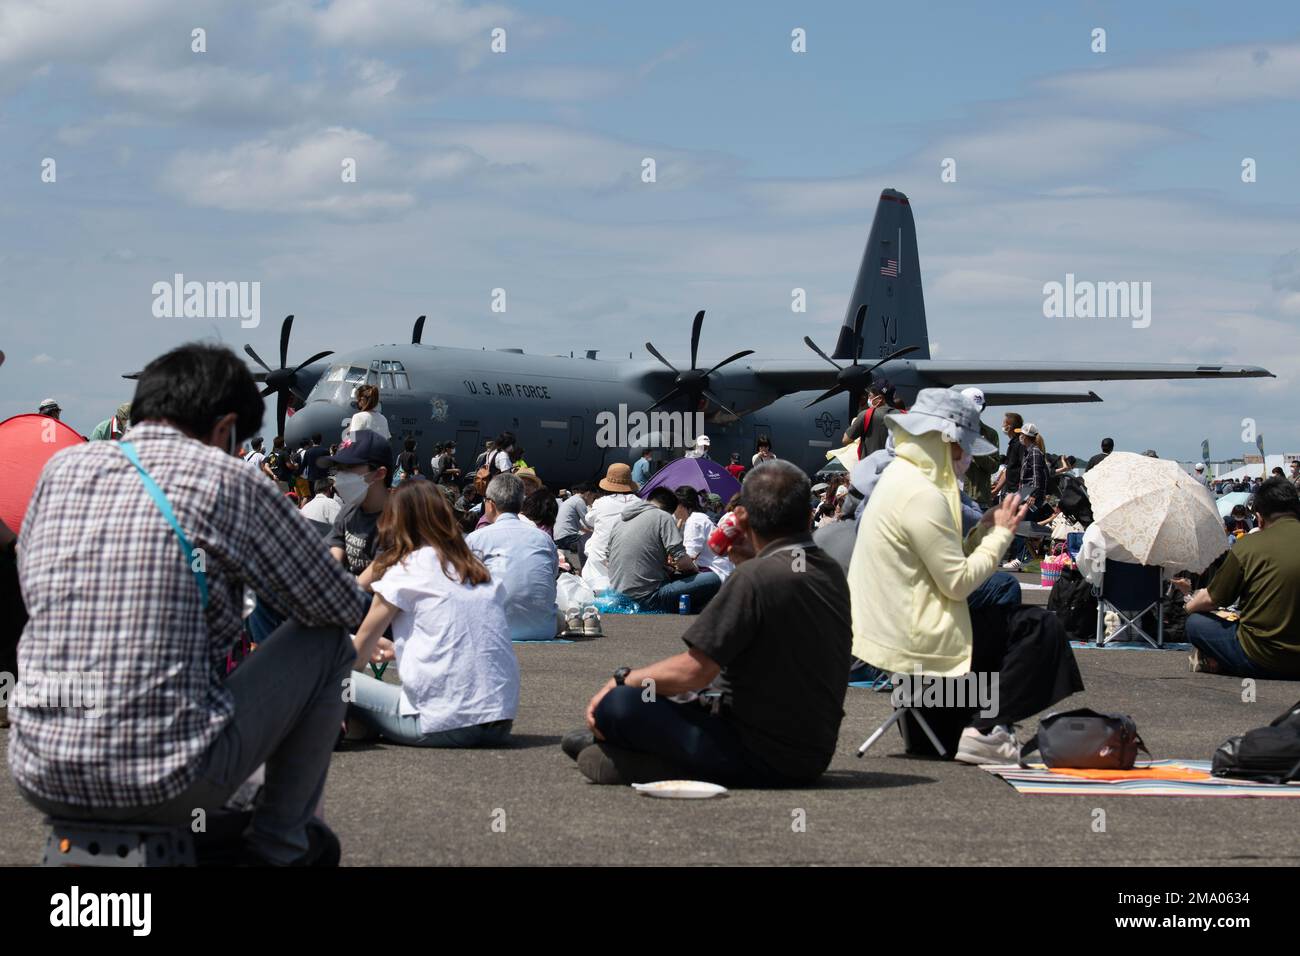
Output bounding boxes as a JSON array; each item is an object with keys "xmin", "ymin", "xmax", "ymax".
[
  {"xmin": 682, "ymin": 537, "xmax": 851, "ymax": 781},
  {"xmin": 397, "ymin": 451, "xmax": 420, "ymax": 477},
  {"xmin": 1085, "ymin": 452, "xmax": 1108, "ymax": 472},
  {"xmin": 264, "ymin": 449, "xmax": 292, "ymax": 482},
  {"xmin": 325, "ymin": 500, "xmax": 382, "ymax": 575},
  {"xmin": 302, "ymin": 446, "xmax": 331, "ymax": 481},
  {"xmin": 1003, "ymin": 439, "xmax": 1023, "ymax": 494}
]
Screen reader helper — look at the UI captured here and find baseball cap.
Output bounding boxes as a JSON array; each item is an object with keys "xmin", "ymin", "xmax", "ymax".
[
  {"xmin": 1019, "ymin": 423, "xmax": 1040, "ymax": 438},
  {"xmin": 959, "ymin": 387, "xmax": 986, "ymax": 411},
  {"xmin": 320, "ymin": 430, "xmax": 393, "ymax": 471},
  {"xmin": 38, "ymin": 397, "xmax": 61, "ymax": 413},
  {"xmin": 696, "ymin": 434, "xmax": 711, "ymax": 446}
]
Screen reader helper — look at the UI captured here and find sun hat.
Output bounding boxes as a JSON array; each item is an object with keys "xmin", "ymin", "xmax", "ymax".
[
  {"xmin": 599, "ymin": 462, "xmax": 639, "ymax": 493},
  {"xmin": 885, "ymin": 388, "xmax": 997, "ymax": 456}
]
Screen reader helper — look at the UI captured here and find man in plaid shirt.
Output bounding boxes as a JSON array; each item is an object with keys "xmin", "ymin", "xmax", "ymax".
[{"xmin": 10, "ymin": 344, "xmax": 370, "ymax": 865}]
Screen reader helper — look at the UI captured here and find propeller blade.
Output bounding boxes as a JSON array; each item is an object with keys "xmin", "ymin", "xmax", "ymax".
[
  {"xmin": 703, "ymin": 349, "xmax": 755, "ymax": 378},
  {"xmin": 278, "ymin": 315, "xmax": 294, "ymax": 368},
  {"xmin": 701, "ymin": 389, "xmax": 741, "ymax": 419},
  {"xmin": 689, "ymin": 310, "xmax": 704, "ymax": 370},
  {"xmin": 291, "ymin": 350, "xmax": 333, "ymax": 376},
  {"xmin": 259, "ymin": 385, "xmax": 275, "ymax": 397},
  {"xmin": 243, "ymin": 345, "xmax": 273, "ymax": 373},
  {"xmin": 276, "ymin": 390, "xmax": 289, "ymax": 439},
  {"xmin": 850, "ymin": 305, "xmax": 867, "ymax": 365},
  {"xmin": 803, "ymin": 336, "xmax": 841, "ymax": 371},
  {"xmin": 804, "ymin": 384, "xmax": 845, "ymax": 409},
  {"xmin": 645, "ymin": 387, "xmax": 685, "ymax": 413},
  {"xmin": 864, "ymin": 344, "xmax": 921, "ymax": 376},
  {"xmin": 122, "ymin": 371, "xmax": 141, "ymax": 380},
  {"xmin": 412, "ymin": 314, "xmax": 426, "ymax": 345},
  {"xmin": 644, "ymin": 342, "xmax": 679, "ymax": 374}
]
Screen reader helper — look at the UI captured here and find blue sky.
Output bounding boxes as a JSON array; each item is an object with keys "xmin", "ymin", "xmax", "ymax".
[{"xmin": 1, "ymin": 0, "xmax": 1298, "ymax": 461}]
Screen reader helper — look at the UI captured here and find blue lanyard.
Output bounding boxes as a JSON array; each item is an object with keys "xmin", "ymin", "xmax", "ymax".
[{"xmin": 119, "ymin": 441, "xmax": 210, "ymax": 610}]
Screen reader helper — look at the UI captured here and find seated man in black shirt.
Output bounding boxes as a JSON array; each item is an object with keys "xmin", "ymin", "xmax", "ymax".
[{"xmin": 566, "ymin": 460, "xmax": 852, "ymax": 787}]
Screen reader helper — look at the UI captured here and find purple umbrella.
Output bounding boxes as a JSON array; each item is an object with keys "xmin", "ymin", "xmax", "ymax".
[{"xmin": 639, "ymin": 456, "xmax": 742, "ymax": 504}]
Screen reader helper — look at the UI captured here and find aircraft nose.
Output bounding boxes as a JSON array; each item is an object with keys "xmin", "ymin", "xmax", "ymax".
[{"xmin": 284, "ymin": 401, "xmax": 349, "ymax": 447}]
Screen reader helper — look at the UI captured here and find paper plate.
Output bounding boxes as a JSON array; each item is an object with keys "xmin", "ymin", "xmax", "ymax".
[{"xmin": 631, "ymin": 780, "xmax": 728, "ymax": 799}]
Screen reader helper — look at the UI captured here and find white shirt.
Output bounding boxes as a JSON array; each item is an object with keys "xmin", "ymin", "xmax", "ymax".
[
  {"xmin": 465, "ymin": 514, "xmax": 559, "ymax": 641},
  {"xmin": 371, "ymin": 546, "xmax": 520, "ymax": 734},
  {"xmin": 681, "ymin": 511, "xmax": 717, "ymax": 567},
  {"xmin": 299, "ymin": 494, "xmax": 342, "ymax": 524},
  {"xmin": 491, "ymin": 450, "xmax": 513, "ymax": 474},
  {"xmin": 584, "ymin": 493, "xmax": 639, "ymax": 563},
  {"xmin": 346, "ymin": 409, "xmax": 391, "ymax": 442},
  {"xmin": 244, "ymin": 451, "xmax": 265, "ymax": 471}
]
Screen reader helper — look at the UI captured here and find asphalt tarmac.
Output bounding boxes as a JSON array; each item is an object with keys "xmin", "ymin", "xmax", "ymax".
[{"xmin": 1, "ymin": 609, "xmax": 1296, "ymax": 867}]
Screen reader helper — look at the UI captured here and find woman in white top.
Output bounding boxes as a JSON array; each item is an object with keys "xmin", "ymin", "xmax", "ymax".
[
  {"xmin": 345, "ymin": 384, "xmax": 391, "ymax": 443},
  {"xmin": 579, "ymin": 462, "xmax": 641, "ymax": 591},
  {"xmin": 751, "ymin": 435, "xmax": 777, "ymax": 468},
  {"xmin": 350, "ymin": 480, "xmax": 519, "ymax": 746},
  {"xmin": 673, "ymin": 485, "xmax": 727, "ymax": 582}
]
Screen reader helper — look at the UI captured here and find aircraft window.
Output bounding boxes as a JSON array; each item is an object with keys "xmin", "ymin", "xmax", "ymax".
[
  {"xmin": 393, "ymin": 371, "xmax": 410, "ymax": 390},
  {"xmin": 380, "ymin": 372, "xmax": 394, "ymax": 390},
  {"xmin": 308, "ymin": 365, "xmax": 370, "ymax": 404}
]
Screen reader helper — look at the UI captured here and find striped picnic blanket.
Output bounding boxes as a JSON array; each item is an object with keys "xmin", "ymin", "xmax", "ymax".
[{"xmin": 982, "ymin": 759, "xmax": 1300, "ymax": 797}]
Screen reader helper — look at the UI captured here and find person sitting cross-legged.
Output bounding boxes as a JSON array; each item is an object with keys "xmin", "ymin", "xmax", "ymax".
[
  {"xmin": 566, "ymin": 460, "xmax": 851, "ymax": 787},
  {"xmin": 606, "ymin": 487, "xmax": 721, "ymax": 613},
  {"xmin": 348, "ymin": 481, "xmax": 519, "ymax": 746},
  {"xmin": 465, "ymin": 472, "xmax": 560, "ymax": 640},
  {"xmin": 1177, "ymin": 476, "xmax": 1300, "ymax": 679}
]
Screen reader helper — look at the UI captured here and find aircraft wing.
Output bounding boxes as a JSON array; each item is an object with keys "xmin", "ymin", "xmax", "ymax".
[
  {"xmin": 980, "ymin": 390, "xmax": 1102, "ymax": 406},
  {"xmin": 907, "ymin": 360, "xmax": 1274, "ymax": 385}
]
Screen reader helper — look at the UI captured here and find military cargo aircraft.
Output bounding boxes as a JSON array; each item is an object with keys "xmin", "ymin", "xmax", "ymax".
[{"xmin": 260, "ymin": 188, "xmax": 1270, "ymax": 486}]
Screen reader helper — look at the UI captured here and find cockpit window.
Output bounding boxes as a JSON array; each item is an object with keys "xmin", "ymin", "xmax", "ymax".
[{"xmin": 309, "ymin": 361, "xmax": 409, "ymax": 404}]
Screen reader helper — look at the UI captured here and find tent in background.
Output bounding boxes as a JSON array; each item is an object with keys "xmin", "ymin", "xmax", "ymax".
[
  {"xmin": 638, "ymin": 456, "xmax": 742, "ymax": 504},
  {"xmin": 0, "ymin": 414, "xmax": 87, "ymax": 534}
]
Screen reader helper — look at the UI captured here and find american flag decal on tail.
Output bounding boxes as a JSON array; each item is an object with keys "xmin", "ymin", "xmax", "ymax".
[{"xmin": 879, "ymin": 257, "xmax": 898, "ymax": 277}]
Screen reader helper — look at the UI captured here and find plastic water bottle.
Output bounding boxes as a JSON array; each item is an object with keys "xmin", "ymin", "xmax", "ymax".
[{"xmin": 678, "ymin": 595, "xmax": 690, "ymax": 615}]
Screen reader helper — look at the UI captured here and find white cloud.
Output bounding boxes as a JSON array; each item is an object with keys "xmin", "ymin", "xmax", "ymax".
[
  {"xmin": 159, "ymin": 127, "xmax": 415, "ymax": 216},
  {"xmin": 1041, "ymin": 42, "xmax": 1300, "ymax": 110}
]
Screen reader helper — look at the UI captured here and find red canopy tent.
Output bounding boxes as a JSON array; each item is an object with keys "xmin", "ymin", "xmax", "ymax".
[{"xmin": 0, "ymin": 414, "xmax": 87, "ymax": 535}]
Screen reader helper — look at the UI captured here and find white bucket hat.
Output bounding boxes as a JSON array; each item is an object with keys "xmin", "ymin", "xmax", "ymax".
[{"xmin": 885, "ymin": 387, "xmax": 997, "ymax": 456}]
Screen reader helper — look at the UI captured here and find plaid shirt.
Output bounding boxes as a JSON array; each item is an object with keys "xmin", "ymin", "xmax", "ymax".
[{"xmin": 10, "ymin": 422, "xmax": 370, "ymax": 808}]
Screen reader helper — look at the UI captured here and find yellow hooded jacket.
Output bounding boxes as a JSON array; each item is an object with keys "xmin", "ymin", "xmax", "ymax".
[{"xmin": 847, "ymin": 424, "xmax": 1013, "ymax": 677}]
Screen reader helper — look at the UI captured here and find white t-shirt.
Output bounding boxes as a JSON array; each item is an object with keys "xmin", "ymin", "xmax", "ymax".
[
  {"xmin": 491, "ymin": 450, "xmax": 513, "ymax": 474},
  {"xmin": 244, "ymin": 451, "xmax": 265, "ymax": 471},
  {"xmin": 300, "ymin": 494, "xmax": 342, "ymax": 524},
  {"xmin": 584, "ymin": 493, "xmax": 639, "ymax": 564},
  {"xmin": 371, "ymin": 546, "xmax": 520, "ymax": 734},
  {"xmin": 681, "ymin": 511, "xmax": 717, "ymax": 567},
  {"xmin": 346, "ymin": 409, "xmax": 391, "ymax": 442}
]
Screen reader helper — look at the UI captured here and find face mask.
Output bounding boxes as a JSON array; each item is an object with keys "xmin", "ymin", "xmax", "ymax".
[
  {"xmin": 332, "ymin": 471, "xmax": 369, "ymax": 504},
  {"xmin": 952, "ymin": 448, "xmax": 973, "ymax": 478}
]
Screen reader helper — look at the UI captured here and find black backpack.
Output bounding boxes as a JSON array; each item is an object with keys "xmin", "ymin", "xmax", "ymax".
[
  {"xmin": 1047, "ymin": 566, "xmax": 1097, "ymax": 643},
  {"xmin": 1212, "ymin": 699, "xmax": 1300, "ymax": 783},
  {"xmin": 1057, "ymin": 476, "xmax": 1093, "ymax": 526}
]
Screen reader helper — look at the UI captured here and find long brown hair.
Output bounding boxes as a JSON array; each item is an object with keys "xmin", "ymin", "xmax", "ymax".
[
  {"xmin": 371, "ymin": 480, "xmax": 490, "ymax": 586},
  {"xmin": 355, "ymin": 384, "xmax": 380, "ymax": 411}
]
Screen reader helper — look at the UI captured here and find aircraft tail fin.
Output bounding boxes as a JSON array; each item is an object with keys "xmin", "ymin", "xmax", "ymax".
[{"xmin": 832, "ymin": 188, "xmax": 931, "ymax": 362}]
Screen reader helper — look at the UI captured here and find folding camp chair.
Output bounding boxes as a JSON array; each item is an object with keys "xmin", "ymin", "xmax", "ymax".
[
  {"xmin": 1095, "ymin": 560, "xmax": 1164, "ymax": 648},
  {"xmin": 856, "ymin": 674, "xmax": 949, "ymax": 758}
]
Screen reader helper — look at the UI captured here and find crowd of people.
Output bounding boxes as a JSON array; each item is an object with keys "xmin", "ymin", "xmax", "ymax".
[{"xmin": 4, "ymin": 346, "xmax": 1299, "ymax": 866}]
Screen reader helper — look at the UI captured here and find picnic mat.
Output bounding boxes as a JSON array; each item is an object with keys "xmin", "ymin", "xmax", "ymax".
[
  {"xmin": 1070, "ymin": 640, "xmax": 1192, "ymax": 651},
  {"xmin": 982, "ymin": 759, "xmax": 1300, "ymax": 797}
]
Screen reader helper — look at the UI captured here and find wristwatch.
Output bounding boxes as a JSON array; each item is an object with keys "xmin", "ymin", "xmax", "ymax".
[{"xmin": 613, "ymin": 667, "xmax": 632, "ymax": 686}]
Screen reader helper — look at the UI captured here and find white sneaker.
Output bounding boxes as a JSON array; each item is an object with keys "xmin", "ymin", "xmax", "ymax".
[
  {"xmin": 955, "ymin": 725, "xmax": 1019, "ymax": 765},
  {"xmin": 1000, "ymin": 559, "xmax": 1023, "ymax": 572}
]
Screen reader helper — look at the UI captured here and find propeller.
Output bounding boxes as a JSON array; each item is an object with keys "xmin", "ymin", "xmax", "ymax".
[
  {"xmin": 244, "ymin": 314, "xmax": 333, "ymax": 437},
  {"xmin": 804, "ymin": 305, "xmax": 919, "ymax": 420},
  {"xmin": 644, "ymin": 310, "xmax": 754, "ymax": 418},
  {"xmin": 412, "ymin": 314, "xmax": 426, "ymax": 345}
]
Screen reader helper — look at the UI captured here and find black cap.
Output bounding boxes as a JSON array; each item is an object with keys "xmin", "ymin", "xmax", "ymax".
[{"xmin": 320, "ymin": 430, "xmax": 393, "ymax": 471}]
